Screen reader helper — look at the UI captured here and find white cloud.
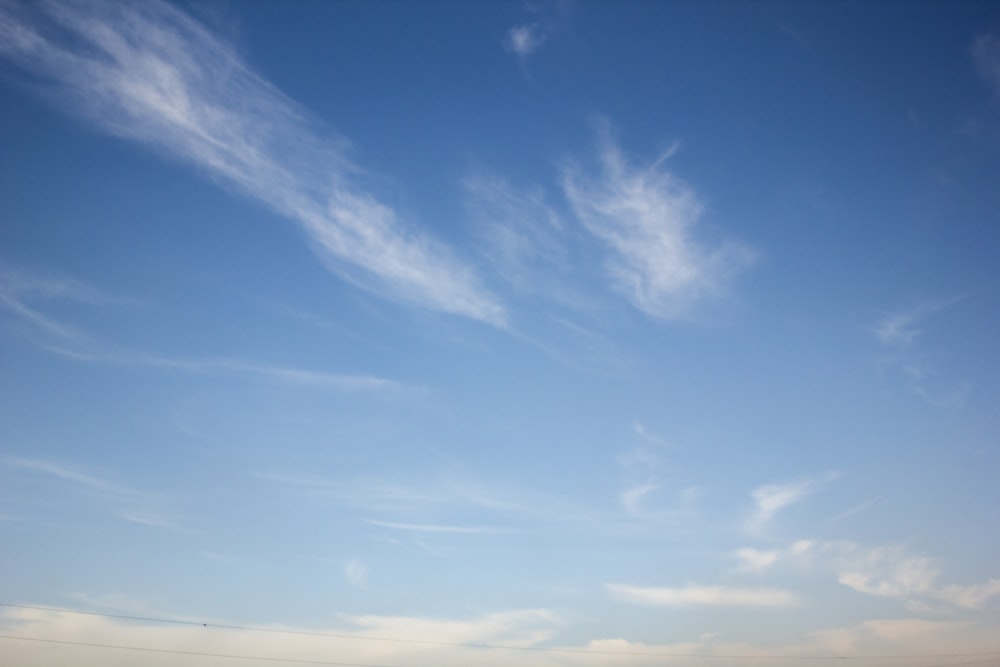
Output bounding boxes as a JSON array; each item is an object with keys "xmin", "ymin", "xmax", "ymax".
[
  {"xmin": 562, "ymin": 127, "xmax": 754, "ymax": 319},
  {"xmin": 734, "ymin": 539, "xmax": 1000, "ymax": 611},
  {"xmin": 0, "ymin": 0, "xmax": 504, "ymax": 325},
  {"xmin": 607, "ymin": 583, "xmax": 797, "ymax": 608},
  {"xmin": 733, "ymin": 547, "xmax": 781, "ymax": 572},
  {"xmin": 836, "ymin": 545, "xmax": 939, "ymax": 600},
  {"xmin": 505, "ymin": 24, "xmax": 546, "ymax": 57}
]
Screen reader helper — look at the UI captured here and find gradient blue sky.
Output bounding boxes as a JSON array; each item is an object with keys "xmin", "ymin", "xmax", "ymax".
[{"xmin": 2, "ymin": 1, "xmax": 1000, "ymax": 665}]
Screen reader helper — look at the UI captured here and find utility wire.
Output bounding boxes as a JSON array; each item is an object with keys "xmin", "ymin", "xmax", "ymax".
[
  {"xmin": 0, "ymin": 634, "xmax": 396, "ymax": 667},
  {"xmin": 3, "ymin": 602, "xmax": 1000, "ymax": 663}
]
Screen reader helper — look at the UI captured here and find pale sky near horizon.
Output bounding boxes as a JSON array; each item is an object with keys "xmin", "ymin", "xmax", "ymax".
[{"xmin": 2, "ymin": 1, "xmax": 1000, "ymax": 665}]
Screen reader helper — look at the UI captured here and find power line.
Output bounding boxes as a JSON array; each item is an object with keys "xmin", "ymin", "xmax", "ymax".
[
  {"xmin": 3, "ymin": 602, "xmax": 1000, "ymax": 662},
  {"xmin": 0, "ymin": 634, "xmax": 396, "ymax": 666}
]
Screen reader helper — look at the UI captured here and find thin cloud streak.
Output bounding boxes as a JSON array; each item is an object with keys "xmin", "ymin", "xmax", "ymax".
[
  {"xmin": 363, "ymin": 519, "xmax": 504, "ymax": 534},
  {"xmin": 0, "ymin": 0, "xmax": 504, "ymax": 325},
  {"xmin": 0, "ymin": 266, "xmax": 402, "ymax": 391},
  {"xmin": 607, "ymin": 583, "xmax": 798, "ymax": 607},
  {"xmin": 42, "ymin": 345, "xmax": 404, "ymax": 392}
]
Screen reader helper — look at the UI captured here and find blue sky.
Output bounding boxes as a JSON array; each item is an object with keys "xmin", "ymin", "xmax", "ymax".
[{"xmin": 2, "ymin": 1, "xmax": 1000, "ymax": 665}]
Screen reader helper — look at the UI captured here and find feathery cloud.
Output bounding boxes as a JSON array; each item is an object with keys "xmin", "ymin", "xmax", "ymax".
[
  {"xmin": 0, "ymin": 0, "xmax": 504, "ymax": 325},
  {"xmin": 607, "ymin": 583, "xmax": 797, "ymax": 608},
  {"xmin": 562, "ymin": 127, "xmax": 754, "ymax": 319}
]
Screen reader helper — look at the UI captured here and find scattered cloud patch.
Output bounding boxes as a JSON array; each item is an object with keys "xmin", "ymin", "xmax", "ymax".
[
  {"xmin": 0, "ymin": 0, "xmax": 504, "ymax": 325},
  {"xmin": 607, "ymin": 583, "xmax": 797, "ymax": 608},
  {"xmin": 562, "ymin": 127, "xmax": 754, "ymax": 319},
  {"xmin": 505, "ymin": 24, "xmax": 546, "ymax": 57},
  {"xmin": 734, "ymin": 539, "xmax": 1000, "ymax": 611}
]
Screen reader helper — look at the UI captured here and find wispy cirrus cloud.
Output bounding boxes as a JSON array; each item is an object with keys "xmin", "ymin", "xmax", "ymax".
[
  {"xmin": 464, "ymin": 176, "xmax": 572, "ymax": 298},
  {"xmin": 607, "ymin": 583, "xmax": 798, "ymax": 608},
  {"xmin": 562, "ymin": 126, "xmax": 755, "ymax": 319},
  {"xmin": 0, "ymin": 0, "xmax": 504, "ymax": 326},
  {"xmin": 871, "ymin": 297, "xmax": 969, "ymax": 408}
]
